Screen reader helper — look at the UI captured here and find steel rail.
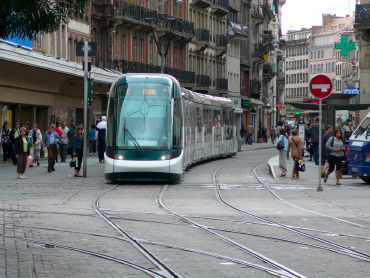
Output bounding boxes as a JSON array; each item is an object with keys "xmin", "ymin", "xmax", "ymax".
[
  {"xmin": 156, "ymin": 185, "xmax": 306, "ymax": 278},
  {"xmin": 93, "ymin": 186, "xmax": 181, "ymax": 278},
  {"xmin": 213, "ymin": 163, "xmax": 370, "ymax": 262}
]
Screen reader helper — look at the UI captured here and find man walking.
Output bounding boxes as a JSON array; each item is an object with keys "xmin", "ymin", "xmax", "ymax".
[
  {"xmin": 246, "ymin": 124, "xmax": 254, "ymax": 145},
  {"xmin": 59, "ymin": 121, "xmax": 69, "ymax": 162},
  {"xmin": 96, "ymin": 116, "xmax": 107, "ymax": 163},
  {"xmin": 43, "ymin": 124, "xmax": 60, "ymax": 172},
  {"xmin": 311, "ymin": 117, "xmax": 320, "ymax": 165}
]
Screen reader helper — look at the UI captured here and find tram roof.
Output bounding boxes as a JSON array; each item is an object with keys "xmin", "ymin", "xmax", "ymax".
[{"xmin": 113, "ymin": 73, "xmax": 233, "ymax": 109}]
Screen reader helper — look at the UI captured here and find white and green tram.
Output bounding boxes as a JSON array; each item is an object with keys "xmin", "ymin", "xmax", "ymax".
[{"xmin": 104, "ymin": 73, "xmax": 238, "ymax": 182}]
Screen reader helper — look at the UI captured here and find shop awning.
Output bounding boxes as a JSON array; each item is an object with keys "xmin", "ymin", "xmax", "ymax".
[{"xmin": 286, "ymin": 102, "xmax": 370, "ymax": 111}]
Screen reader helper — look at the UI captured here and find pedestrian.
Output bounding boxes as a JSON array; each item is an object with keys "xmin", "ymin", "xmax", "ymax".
[
  {"xmin": 59, "ymin": 121, "xmax": 69, "ymax": 162},
  {"xmin": 286, "ymin": 129, "xmax": 303, "ymax": 179},
  {"xmin": 270, "ymin": 126, "xmax": 276, "ymax": 144},
  {"xmin": 88, "ymin": 124, "xmax": 97, "ymax": 155},
  {"xmin": 246, "ymin": 124, "xmax": 254, "ymax": 145},
  {"xmin": 43, "ymin": 124, "xmax": 60, "ymax": 173},
  {"xmin": 68, "ymin": 120, "xmax": 77, "ymax": 158},
  {"xmin": 262, "ymin": 127, "xmax": 268, "ymax": 143},
  {"xmin": 96, "ymin": 116, "xmax": 107, "ymax": 163},
  {"xmin": 284, "ymin": 122, "xmax": 291, "ymax": 137},
  {"xmin": 311, "ymin": 117, "xmax": 320, "ymax": 165},
  {"xmin": 321, "ymin": 125, "xmax": 333, "ymax": 177},
  {"xmin": 1, "ymin": 122, "xmax": 16, "ymax": 165},
  {"xmin": 324, "ymin": 129, "xmax": 345, "ymax": 185},
  {"xmin": 52, "ymin": 123, "xmax": 62, "ymax": 162},
  {"xmin": 30, "ymin": 124, "xmax": 42, "ymax": 166},
  {"xmin": 304, "ymin": 122, "xmax": 312, "ymax": 161},
  {"xmin": 14, "ymin": 127, "xmax": 30, "ymax": 179},
  {"xmin": 73, "ymin": 127, "xmax": 84, "ymax": 177},
  {"xmin": 277, "ymin": 128, "xmax": 289, "ymax": 177}
]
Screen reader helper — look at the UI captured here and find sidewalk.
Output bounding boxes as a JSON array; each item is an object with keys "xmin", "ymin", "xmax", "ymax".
[
  {"xmin": 240, "ymin": 139, "xmax": 276, "ymax": 151},
  {"xmin": 0, "ymin": 154, "xmax": 104, "ymax": 183}
]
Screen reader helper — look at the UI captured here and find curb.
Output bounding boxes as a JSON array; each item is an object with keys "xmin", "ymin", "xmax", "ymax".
[{"xmin": 267, "ymin": 155, "xmax": 278, "ymax": 179}]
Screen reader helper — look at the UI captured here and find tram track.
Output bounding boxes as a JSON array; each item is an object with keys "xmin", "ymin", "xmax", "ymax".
[
  {"xmin": 93, "ymin": 186, "xmax": 181, "ymax": 278},
  {"xmin": 213, "ymin": 161, "xmax": 370, "ymax": 262},
  {"xmin": 156, "ymin": 185, "xmax": 306, "ymax": 278}
]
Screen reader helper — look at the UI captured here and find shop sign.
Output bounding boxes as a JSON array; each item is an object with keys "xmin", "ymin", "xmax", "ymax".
[
  {"xmin": 241, "ymin": 100, "xmax": 251, "ymax": 108},
  {"xmin": 276, "ymin": 103, "xmax": 282, "ymax": 111},
  {"xmin": 343, "ymin": 88, "xmax": 359, "ymax": 95},
  {"xmin": 335, "ymin": 110, "xmax": 349, "ymax": 129}
]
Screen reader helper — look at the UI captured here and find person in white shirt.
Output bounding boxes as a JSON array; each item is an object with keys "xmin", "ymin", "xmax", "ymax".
[{"xmin": 59, "ymin": 121, "xmax": 69, "ymax": 162}]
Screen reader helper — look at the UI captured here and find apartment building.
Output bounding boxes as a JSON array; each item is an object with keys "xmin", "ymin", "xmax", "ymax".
[
  {"xmin": 283, "ymin": 28, "xmax": 311, "ymax": 120},
  {"xmin": 355, "ymin": 0, "xmax": 370, "ymax": 119}
]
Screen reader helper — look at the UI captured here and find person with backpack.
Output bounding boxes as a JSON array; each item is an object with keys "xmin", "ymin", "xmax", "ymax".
[
  {"xmin": 324, "ymin": 129, "xmax": 345, "ymax": 185},
  {"xmin": 96, "ymin": 116, "xmax": 107, "ymax": 163},
  {"xmin": 286, "ymin": 129, "xmax": 303, "ymax": 179},
  {"xmin": 276, "ymin": 128, "xmax": 289, "ymax": 177}
]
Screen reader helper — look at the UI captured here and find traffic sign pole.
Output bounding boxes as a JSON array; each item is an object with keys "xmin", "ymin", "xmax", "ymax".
[
  {"xmin": 317, "ymin": 99, "xmax": 323, "ymax": 192},
  {"xmin": 309, "ymin": 74, "xmax": 333, "ymax": 192},
  {"xmin": 83, "ymin": 41, "xmax": 88, "ymax": 178}
]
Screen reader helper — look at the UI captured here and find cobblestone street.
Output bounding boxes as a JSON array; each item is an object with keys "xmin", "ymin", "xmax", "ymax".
[{"xmin": 0, "ymin": 146, "xmax": 369, "ymax": 277}]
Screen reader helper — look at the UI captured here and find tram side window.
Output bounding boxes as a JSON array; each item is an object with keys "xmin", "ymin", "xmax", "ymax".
[
  {"xmin": 107, "ymin": 94, "xmax": 115, "ymax": 147},
  {"xmin": 173, "ymin": 98, "xmax": 182, "ymax": 149},
  {"xmin": 196, "ymin": 106, "xmax": 202, "ymax": 144},
  {"xmin": 223, "ymin": 109, "xmax": 233, "ymax": 140},
  {"xmin": 204, "ymin": 108, "xmax": 212, "ymax": 143},
  {"xmin": 214, "ymin": 109, "xmax": 221, "ymax": 141}
]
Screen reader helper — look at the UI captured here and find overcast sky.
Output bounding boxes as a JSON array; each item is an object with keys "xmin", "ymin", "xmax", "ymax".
[{"xmin": 281, "ymin": 0, "xmax": 357, "ymax": 34}]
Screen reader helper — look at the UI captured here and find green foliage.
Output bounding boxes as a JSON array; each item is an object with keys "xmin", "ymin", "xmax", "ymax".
[{"xmin": 0, "ymin": 0, "xmax": 90, "ymax": 39}]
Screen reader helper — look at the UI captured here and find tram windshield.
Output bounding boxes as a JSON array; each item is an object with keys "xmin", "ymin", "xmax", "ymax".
[
  {"xmin": 115, "ymin": 77, "xmax": 171, "ymax": 150},
  {"xmin": 353, "ymin": 117, "xmax": 370, "ymax": 138}
]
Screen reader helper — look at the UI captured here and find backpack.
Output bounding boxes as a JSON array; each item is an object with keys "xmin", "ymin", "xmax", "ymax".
[{"xmin": 276, "ymin": 136, "xmax": 285, "ymax": 150}]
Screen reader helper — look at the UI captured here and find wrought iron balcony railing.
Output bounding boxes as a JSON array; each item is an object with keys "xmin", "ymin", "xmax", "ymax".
[
  {"xmin": 195, "ymin": 74, "xmax": 211, "ymax": 87},
  {"xmin": 216, "ymin": 78, "xmax": 228, "ymax": 91},
  {"xmin": 263, "ymin": 3, "xmax": 274, "ymax": 20},
  {"xmin": 191, "ymin": 0, "xmax": 212, "ymax": 9},
  {"xmin": 196, "ymin": 29, "xmax": 210, "ymax": 43},
  {"xmin": 212, "ymin": 0, "xmax": 229, "ymax": 15},
  {"xmin": 216, "ymin": 35, "xmax": 228, "ymax": 47}
]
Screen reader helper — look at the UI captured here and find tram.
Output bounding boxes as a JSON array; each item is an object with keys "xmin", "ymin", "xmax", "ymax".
[
  {"xmin": 104, "ymin": 74, "xmax": 238, "ymax": 182},
  {"xmin": 349, "ymin": 112, "xmax": 370, "ymax": 184}
]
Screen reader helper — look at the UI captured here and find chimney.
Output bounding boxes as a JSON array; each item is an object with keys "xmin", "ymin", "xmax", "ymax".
[{"xmin": 322, "ymin": 14, "xmax": 332, "ymax": 27}]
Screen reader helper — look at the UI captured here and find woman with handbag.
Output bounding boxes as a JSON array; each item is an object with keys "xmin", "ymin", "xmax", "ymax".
[
  {"xmin": 73, "ymin": 127, "xmax": 84, "ymax": 177},
  {"xmin": 287, "ymin": 129, "xmax": 303, "ymax": 179},
  {"xmin": 324, "ymin": 129, "xmax": 345, "ymax": 185},
  {"xmin": 276, "ymin": 128, "xmax": 289, "ymax": 177},
  {"xmin": 14, "ymin": 127, "xmax": 31, "ymax": 179}
]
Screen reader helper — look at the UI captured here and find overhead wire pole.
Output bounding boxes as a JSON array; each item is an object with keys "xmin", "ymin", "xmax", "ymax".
[{"xmin": 83, "ymin": 41, "xmax": 88, "ymax": 178}]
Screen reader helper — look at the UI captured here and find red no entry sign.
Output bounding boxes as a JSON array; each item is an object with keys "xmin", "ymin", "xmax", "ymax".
[{"xmin": 309, "ymin": 74, "xmax": 333, "ymax": 99}]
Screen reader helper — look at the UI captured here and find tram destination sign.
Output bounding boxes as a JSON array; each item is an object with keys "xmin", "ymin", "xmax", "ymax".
[{"xmin": 309, "ymin": 74, "xmax": 333, "ymax": 99}]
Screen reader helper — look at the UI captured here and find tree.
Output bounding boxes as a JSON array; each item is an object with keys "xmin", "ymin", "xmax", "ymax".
[{"xmin": 0, "ymin": 0, "xmax": 90, "ymax": 39}]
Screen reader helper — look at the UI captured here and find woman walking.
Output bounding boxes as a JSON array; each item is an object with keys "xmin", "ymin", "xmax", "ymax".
[
  {"xmin": 14, "ymin": 127, "xmax": 30, "ymax": 179},
  {"xmin": 30, "ymin": 124, "xmax": 42, "ymax": 166},
  {"xmin": 286, "ymin": 129, "xmax": 303, "ymax": 179},
  {"xmin": 277, "ymin": 128, "xmax": 289, "ymax": 177},
  {"xmin": 324, "ymin": 129, "xmax": 345, "ymax": 185},
  {"xmin": 73, "ymin": 127, "xmax": 84, "ymax": 177}
]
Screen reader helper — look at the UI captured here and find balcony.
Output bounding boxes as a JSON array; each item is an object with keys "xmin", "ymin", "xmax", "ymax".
[
  {"xmin": 216, "ymin": 78, "xmax": 228, "ymax": 91},
  {"xmin": 160, "ymin": 16, "xmax": 195, "ymax": 38},
  {"xmin": 251, "ymin": 5, "xmax": 264, "ymax": 19},
  {"xmin": 263, "ymin": 4, "xmax": 274, "ymax": 20},
  {"xmin": 114, "ymin": 0, "xmax": 156, "ymax": 27},
  {"xmin": 250, "ymin": 79, "xmax": 262, "ymax": 92},
  {"xmin": 355, "ymin": 4, "xmax": 370, "ymax": 29},
  {"xmin": 263, "ymin": 63, "xmax": 277, "ymax": 81},
  {"xmin": 216, "ymin": 35, "xmax": 228, "ymax": 48},
  {"xmin": 263, "ymin": 32, "xmax": 274, "ymax": 50},
  {"xmin": 285, "ymin": 39, "xmax": 307, "ymax": 46},
  {"xmin": 252, "ymin": 43, "xmax": 266, "ymax": 58},
  {"xmin": 196, "ymin": 29, "xmax": 210, "ymax": 43},
  {"xmin": 195, "ymin": 75, "xmax": 211, "ymax": 88},
  {"xmin": 211, "ymin": 0, "xmax": 229, "ymax": 16},
  {"xmin": 112, "ymin": 60, "xmax": 195, "ymax": 85},
  {"xmin": 191, "ymin": 0, "xmax": 212, "ymax": 9}
]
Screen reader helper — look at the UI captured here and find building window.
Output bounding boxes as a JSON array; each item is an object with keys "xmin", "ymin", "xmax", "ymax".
[
  {"xmin": 133, "ymin": 37, "xmax": 138, "ymax": 62},
  {"xmin": 140, "ymin": 39, "xmax": 144, "ymax": 63}
]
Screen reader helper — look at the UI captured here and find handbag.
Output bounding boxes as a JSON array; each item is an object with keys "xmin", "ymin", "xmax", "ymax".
[
  {"xmin": 295, "ymin": 159, "xmax": 306, "ymax": 172},
  {"xmin": 69, "ymin": 158, "xmax": 76, "ymax": 168}
]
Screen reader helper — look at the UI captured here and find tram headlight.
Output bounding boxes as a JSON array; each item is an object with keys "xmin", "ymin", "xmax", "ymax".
[
  {"xmin": 159, "ymin": 154, "xmax": 177, "ymax": 160},
  {"xmin": 118, "ymin": 155, "xmax": 124, "ymax": 160}
]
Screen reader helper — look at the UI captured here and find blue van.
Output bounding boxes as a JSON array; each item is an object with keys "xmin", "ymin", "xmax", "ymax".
[{"xmin": 349, "ymin": 112, "xmax": 370, "ymax": 184}]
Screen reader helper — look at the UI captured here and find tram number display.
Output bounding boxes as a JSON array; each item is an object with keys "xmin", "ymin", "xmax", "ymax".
[{"xmin": 142, "ymin": 89, "xmax": 157, "ymax": 95}]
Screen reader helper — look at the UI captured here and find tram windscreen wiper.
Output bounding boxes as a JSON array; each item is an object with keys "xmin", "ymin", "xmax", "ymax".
[{"xmin": 123, "ymin": 127, "xmax": 143, "ymax": 151}]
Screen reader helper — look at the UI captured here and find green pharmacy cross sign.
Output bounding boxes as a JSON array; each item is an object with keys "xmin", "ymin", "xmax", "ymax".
[{"xmin": 334, "ymin": 35, "xmax": 355, "ymax": 57}]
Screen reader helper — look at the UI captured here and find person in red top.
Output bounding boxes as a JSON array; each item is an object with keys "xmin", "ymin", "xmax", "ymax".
[{"xmin": 51, "ymin": 122, "xmax": 62, "ymax": 162}]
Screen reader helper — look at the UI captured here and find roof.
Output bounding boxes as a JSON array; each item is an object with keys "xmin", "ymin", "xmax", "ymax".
[{"xmin": 314, "ymin": 15, "xmax": 354, "ymax": 36}]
